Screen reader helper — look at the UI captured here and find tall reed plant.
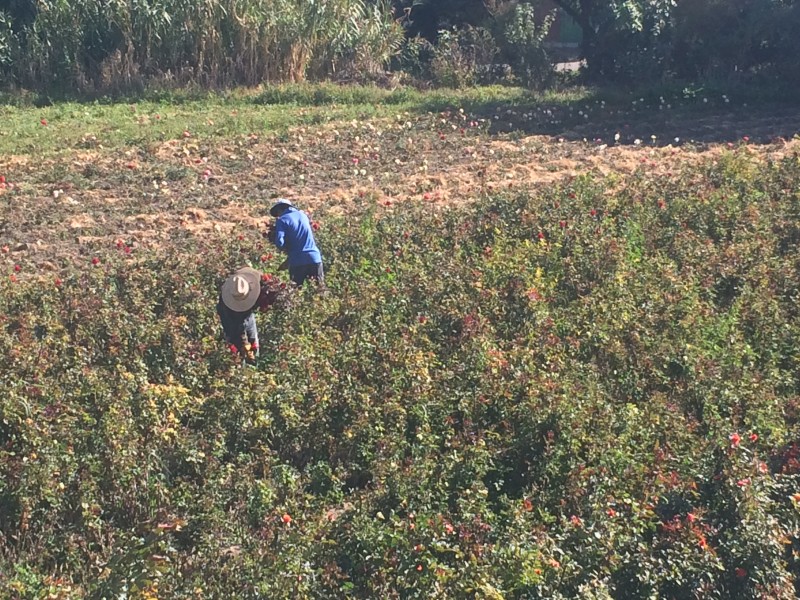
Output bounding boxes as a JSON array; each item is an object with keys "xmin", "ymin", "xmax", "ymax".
[{"xmin": 0, "ymin": 0, "xmax": 403, "ymax": 92}]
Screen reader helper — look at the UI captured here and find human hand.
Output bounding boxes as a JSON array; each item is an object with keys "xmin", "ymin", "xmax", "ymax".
[{"xmin": 245, "ymin": 342, "xmax": 258, "ymax": 364}]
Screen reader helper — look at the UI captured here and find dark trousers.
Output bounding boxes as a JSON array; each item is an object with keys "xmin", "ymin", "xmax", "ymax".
[{"xmin": 289, "ymin": 262, "xmax": 324, "ymax": 287}]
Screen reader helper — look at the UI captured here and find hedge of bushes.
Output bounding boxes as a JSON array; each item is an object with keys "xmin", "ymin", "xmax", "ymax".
[{"xmin": 2, "ymin": 147, "xmax": 800, "ymax": 597}]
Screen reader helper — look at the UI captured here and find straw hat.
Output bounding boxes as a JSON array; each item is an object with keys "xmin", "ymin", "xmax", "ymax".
[
  {"xmin": 269, "ymin": 198, "xmax": 295, "ymax": 217},
  {"xmin": 221, "ymin": 267, "xmax": 261, "ymax": 312}
]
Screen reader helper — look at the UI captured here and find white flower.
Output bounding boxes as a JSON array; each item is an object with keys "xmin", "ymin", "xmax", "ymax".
[{"xmin": 634, "ymin": 139, "xmax": 642, "ymax": 146}]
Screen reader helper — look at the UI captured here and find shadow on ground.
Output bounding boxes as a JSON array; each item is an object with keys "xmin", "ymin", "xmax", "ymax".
[{"xmin": 413, "ymin": 89, "xmax": 800, "ymax": 147}]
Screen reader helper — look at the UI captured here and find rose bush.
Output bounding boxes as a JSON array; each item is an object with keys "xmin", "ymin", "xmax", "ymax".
[{"xmin": 1, "ymin": 146, "xmax": 800, "ymax": 598}]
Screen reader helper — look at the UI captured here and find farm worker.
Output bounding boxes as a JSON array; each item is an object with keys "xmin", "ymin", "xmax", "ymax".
[
  {"xmin": 217, "ymin": 266, "xmax": 280, "ymax": 363},
  {"xmin": 267, "ymin": 199, "xmax": 324, "ymax": 287}
]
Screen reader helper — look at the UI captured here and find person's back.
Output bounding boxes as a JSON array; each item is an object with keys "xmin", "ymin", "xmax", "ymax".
[
  {"xmin": 269, "ymin": 200, "xmax": 324, "ymax": 286},
  {"xmin": 274, "ymin": 207, "xmax": 321, "ymax": 267}
]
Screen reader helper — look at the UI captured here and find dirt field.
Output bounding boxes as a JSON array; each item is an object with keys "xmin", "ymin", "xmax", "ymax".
[{"xmin": 1, "ymin": 101, "xmax": 799, "ymax": 272}]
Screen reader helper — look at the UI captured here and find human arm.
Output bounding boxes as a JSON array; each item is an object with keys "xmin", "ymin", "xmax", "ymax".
[
  {"xmin": 243, "ymin": 313, "xmax": 259, "ymax": 350},
  {"xmin": 273, "ymin": 217, "xmax": 287, "ymax": 250}
]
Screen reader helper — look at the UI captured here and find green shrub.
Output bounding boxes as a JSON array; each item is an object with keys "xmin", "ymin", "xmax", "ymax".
[
  {"xmin": 2, "ymin": 148, "xmax": 800, "ymax": 596},
  {"xmin": 429, "ymin": 26, "xmax": 500, "ymax": 88},
  {"xmin": 672, "ymin": 0, "xmax": 800, "ymax": 88},
  {"xmin": 0, "ymin": 0, "xmax": 403, "ymax": 92},
  {"xmin": 494, "ymin": 2, "xmax": 554, "ymax": 88}
]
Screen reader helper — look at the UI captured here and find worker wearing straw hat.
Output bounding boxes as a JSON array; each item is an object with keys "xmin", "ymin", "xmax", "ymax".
[{"xmin": 217, "ymin": 266, "xmax": 279, "ymax": 363}]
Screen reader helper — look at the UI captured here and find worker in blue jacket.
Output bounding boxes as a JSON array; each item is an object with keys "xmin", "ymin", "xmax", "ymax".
[{"xmin": 267, "ymin": 199, "xmax": 324, "ymax": 286}]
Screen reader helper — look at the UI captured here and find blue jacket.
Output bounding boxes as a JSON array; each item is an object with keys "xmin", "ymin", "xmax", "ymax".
[{"xmin": 273, "ymin": 207, "xmax": 322, "ymax": 267}]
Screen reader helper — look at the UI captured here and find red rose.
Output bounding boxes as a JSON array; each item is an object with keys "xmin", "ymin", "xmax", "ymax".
[
  {"xmin": 749, "ymin": 433, "xmax": 758, "ymax": 443},
  {"xmin": 729, "ymin": 432, "xmax": 741, "ymax": 447}
]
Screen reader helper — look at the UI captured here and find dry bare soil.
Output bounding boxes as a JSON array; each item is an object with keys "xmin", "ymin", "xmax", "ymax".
[{"xmin": 2, "ymin": 99, "xmax": 799, "ymax": 274}]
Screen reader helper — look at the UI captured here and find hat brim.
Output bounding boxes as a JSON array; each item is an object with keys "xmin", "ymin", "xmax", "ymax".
[
  {"xmin": 270, "ymin": 201, "xmax": 293, "ymax": 217},
  {"xmin": 221, "ymin": 267, "xmax": 261, "ymax": 312}
]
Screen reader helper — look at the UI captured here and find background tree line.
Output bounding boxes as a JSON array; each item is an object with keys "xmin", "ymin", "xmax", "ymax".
[{"xmin": 0, "ymin": 0, "xmax": 799, "ymax": 93}]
